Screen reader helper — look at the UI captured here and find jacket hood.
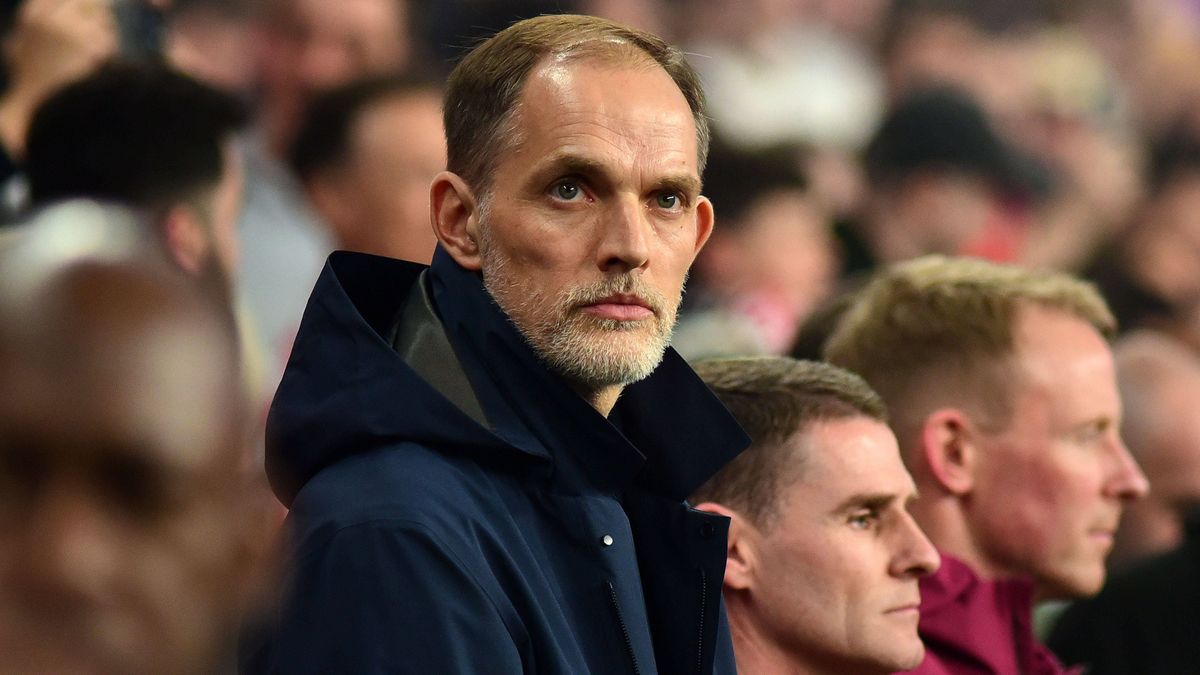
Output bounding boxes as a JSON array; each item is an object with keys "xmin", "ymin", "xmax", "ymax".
[
  {"xmin": 266, "ymin": 249, "xmax": 749, "ymax": 507},
  {"xmin": 265, "ymin": 252, "xmax": 508, "ymax": 505}
]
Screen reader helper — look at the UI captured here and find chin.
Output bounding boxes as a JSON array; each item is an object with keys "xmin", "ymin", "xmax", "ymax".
[
  {"xmin": 1038, "ymin": 566, "xmax": 1106, "ymax": 600},
  {"xmin": 892, "ymin": 643, "xmax": 927, "ymax": 671}
]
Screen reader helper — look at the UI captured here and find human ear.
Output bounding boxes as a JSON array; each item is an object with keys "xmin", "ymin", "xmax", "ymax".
[
  {"xmin": 430, "ymin": 171, "xmax": 483, "ymax": 271},
  {"xmin": 921, "ymin": 408, "xmax": 977, "ymax": 496},
  {"xmin": 693, "ymin": 502, "xmax": 756, "ymax": 591},
  {"xmin": 693, "ymin": 195, "xmax": 715, "ymax": 255},
  {"xmin": 161, "ymin": 204, "xmax": 209, "ymax": 275}
]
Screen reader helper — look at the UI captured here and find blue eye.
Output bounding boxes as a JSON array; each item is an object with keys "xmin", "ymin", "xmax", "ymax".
[
  {"xmin": 656, "ymin": 192, "xmax": 679, "ymax": 209},
  {"xmin": 848, "ymin": 510, "xmax": 878, "ymax": 530},
  {"xmin": 553, "ymin": 181, "xmax": 582, "ymax": 201}
]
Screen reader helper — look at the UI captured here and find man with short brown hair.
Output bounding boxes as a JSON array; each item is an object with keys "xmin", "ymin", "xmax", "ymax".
[
  {"xmin": 247, "ymin": 14, "xmax": 747, "ymax": 674},
  {"xmin": 825, "ymin": 255, "xmax": 1149, "ymax": 674},
  {"xmin": 690, "ymin": 357, "xmax": 940, "ymax": 675}
]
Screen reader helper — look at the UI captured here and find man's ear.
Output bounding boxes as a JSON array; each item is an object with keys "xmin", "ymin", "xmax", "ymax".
[
  {"xmin": 693, "ymin": 501, "xmax": 757, "ymax": 591},
  {"xmin": 161, "ymin": 204, "xmax": 209, "ymax": 275},
  {"xmin": 431, "ymin": 171, "xmax": 483, "ymax": 271},
  {"xmin": 693, "ymin": 195, "xmax": 715, "ymax": 256},
  {"xmin": 921, "ymin": 408, "xmax": 978, "ymax": 496}
]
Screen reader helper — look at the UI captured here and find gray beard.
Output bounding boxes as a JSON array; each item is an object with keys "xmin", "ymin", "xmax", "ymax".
[{"xmin": 477, "ymin": 225, "xmax": 682, "ymax": 390}]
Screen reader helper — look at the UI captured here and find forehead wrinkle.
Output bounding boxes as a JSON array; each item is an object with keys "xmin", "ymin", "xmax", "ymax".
[{"xmin": 549, "ymin": 107, "xmax": 690, "ymax": 154}]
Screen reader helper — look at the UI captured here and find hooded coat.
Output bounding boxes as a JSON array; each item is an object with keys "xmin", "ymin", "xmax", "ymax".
[{"xmin": 243, "ymin": 249, "xmax": 750, "ymax": 674}]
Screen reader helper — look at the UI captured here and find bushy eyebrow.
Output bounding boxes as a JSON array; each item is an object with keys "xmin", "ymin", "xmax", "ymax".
[
  {"xmin": 834, "ymin": 492, "xmax": 896, "ymax": 513},
  {"xmin": 542, "ymin": 154, "xmax": 608, "ymax": 181},
  {"xmin": 655, "ymin": 174, "xmax": 701, "ymax": 200}
]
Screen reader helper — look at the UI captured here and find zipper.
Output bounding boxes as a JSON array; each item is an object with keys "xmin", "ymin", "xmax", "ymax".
[
  {"xmin": 606, "ymin": 580, "xmax": 642, "ymax": 675},
  {"xmin": 695, "ymin": 568, "xmax": 707, "ymax": 675}
]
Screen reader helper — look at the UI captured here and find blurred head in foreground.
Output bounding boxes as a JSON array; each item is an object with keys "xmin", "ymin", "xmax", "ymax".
[{"xmin": 0, "ymin": 202, "xmax": 263, "ymax": 674}]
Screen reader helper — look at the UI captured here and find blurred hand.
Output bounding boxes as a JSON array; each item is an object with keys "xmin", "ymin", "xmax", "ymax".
[{"xmin": 0, "ymin": 0, "xmax": 119, "ymax": 155}]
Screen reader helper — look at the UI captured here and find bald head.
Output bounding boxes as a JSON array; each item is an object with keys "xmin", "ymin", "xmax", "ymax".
[
  {"xmin": 0, "ymin": 229, "xmax": 257, "ymax": 674},
  {"xmin": 1111, "ymin": 330, "xmax": 1200, "ymax": 564},
  {"xmin": 0, "ymin": 258, "xmax": 245, "ymax": 462}
]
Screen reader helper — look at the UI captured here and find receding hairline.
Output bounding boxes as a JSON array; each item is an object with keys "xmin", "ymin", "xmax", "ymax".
[
  {"xmin": 445, "ymin": 14, "xmax": 710, "ymax": 196},
  {"xmin": 486, "ymin": 46, "xmax": 701, "ymax": 182}
]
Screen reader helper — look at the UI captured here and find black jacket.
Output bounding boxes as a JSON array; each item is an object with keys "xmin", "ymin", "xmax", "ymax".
[{"xmin": 243, "ymin": 249, "xmax": 749, "ymax": 674}]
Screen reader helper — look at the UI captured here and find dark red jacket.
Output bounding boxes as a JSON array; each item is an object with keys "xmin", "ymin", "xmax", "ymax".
[{"xmin": 900, "ymin": 553, "xmax": 1081, "ymax": 675}]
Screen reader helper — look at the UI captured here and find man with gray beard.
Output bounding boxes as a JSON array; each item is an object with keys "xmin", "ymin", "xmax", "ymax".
[{"xmin": 243, "ymin": 14, "xmax": 751, "ymax": 674}]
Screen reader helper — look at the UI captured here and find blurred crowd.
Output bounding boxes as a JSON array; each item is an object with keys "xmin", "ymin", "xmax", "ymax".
[{"xmin": 1, "ymin": 0, "xmax": 1200, "ymax": 672}]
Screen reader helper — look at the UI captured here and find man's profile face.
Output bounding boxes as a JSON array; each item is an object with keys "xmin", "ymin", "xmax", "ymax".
[
  {"xmin": 0, "ymin": 280, "xmax": 253, "ymax": 674},
  {"xmin": 744, "ymin": 417, "xmax": 938, "ymax": 673},
  {"xmin": 476, "ymin": 55, "xmax": 713, "ymax": 389},
  {"xmin": 967, "ymin": 304, "xmax": 1149, "ymax": 598}
]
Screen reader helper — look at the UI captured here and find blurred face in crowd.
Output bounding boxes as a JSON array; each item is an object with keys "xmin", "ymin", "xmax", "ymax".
[
  {"xmin": 459, "ymin": 56, "xmax": 713, "ymax": 404},
  {"xmin": 964, "ymin": 304, "xmax": 1149, "ymax": 598},
  {"xmin": 706, "ymin": 417, "xmax": 938, "ymax": 674},
  {"xmin": 258, "ymin": 0, "xmax": 409, "ymax": 146},
  {"xmin": 309, "ymin": 88, "xmax": 444, "ymax": 263},
  {"xmin": 734, "ymin": 189, "xmax": 836, "ymax": 314},
  {"xmin": 0, "ymin": 268, "xmax": 257, "ymax": 674},
  {"xmin": 1129, "ymin": 172, "xmax": 1200, "ymax": 308}
]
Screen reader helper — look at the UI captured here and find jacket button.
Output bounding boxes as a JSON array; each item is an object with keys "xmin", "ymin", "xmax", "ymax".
[
  {"xmin": 601, "ymin": 534, "xmax": 614, "ymax": 547},
  {"xmin": 698, "ymin": 522, "xmax": 716, "ymax": 538}
]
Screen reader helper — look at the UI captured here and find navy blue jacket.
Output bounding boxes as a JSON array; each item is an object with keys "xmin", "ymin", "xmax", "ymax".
[{"xmin": 245, "ymin": 249, "xmax": 750, "ymax": 674}]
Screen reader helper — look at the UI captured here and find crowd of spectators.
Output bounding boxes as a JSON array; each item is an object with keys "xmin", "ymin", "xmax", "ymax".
[{"xmin": 1, "ymin": 0, "xmax": 1199, "ymax": 672}]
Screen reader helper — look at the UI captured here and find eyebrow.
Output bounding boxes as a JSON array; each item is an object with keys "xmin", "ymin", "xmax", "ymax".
[
  {"xmin": 832, "ymin": 492, "xmax": 903, "ymax": 514},
  {"xmin": 657, "ymin": 174, "xmax": 702, "ymax": 200}
]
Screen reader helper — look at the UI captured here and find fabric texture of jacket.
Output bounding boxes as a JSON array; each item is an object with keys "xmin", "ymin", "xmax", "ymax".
[
  {"xmin": 241, "ymin": 249, "xmax": 750, "ymax": 674},
  {"xmin": 900, "ymin": 553, "xmax": 1081, "ymax": 675}
]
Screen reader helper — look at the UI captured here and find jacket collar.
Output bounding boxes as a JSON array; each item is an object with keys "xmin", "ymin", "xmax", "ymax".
[
  {"xmin": 428, "ymin": 247, "xmax": 748, "ymax": 499},
  {"xmin": 917, "ymin": 552, "xmax": 1075, "ymax": 675}
]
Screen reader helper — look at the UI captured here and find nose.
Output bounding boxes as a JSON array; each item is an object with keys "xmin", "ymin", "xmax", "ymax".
[
  {"xmin": 596, "ymin": 197, "xmax": 651, "ymax": 274},
  {"xmin": 889, "ymin": 512, "xmax": 941, "ymax": 579},
  {"xmin": 1106, "ymin": 435, "xmax": 1150, "ymax": 501}
]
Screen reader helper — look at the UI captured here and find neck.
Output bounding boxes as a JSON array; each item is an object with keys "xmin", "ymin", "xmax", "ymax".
[
  {"xmin": 572, "ymin": 382, "xmax": 623, "ymax": 417},
  {"xmin": 908, "ymin": 489, "xmax": 1006, "ymax": 581}
]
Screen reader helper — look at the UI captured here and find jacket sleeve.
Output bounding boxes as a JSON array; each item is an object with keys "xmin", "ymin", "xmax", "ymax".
[{"xmin": 263, "ymin": 519, "xmax": 525, "ymax": 674}]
